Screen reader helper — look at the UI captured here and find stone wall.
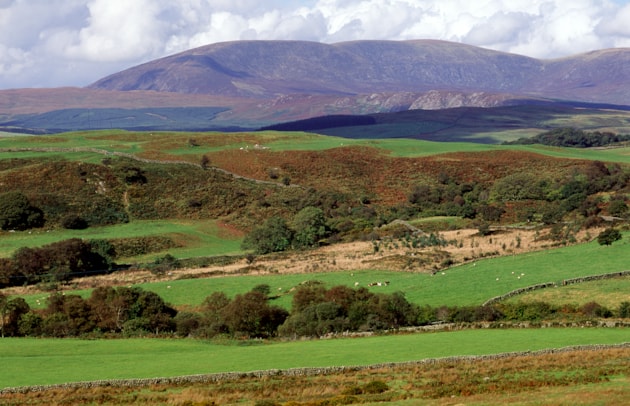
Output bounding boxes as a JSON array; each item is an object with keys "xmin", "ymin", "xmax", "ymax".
[
  {"xmin": 483, "ymin": 270, "xmax": 630, "ymax": 306},
  {"xmin": 2, "ymin": 342, "xmax": 628, "ymax": 394}
]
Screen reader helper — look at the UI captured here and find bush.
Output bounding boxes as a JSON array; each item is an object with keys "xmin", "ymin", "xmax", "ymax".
[
  {"xmin": 0, "ymin": 191, "xmax": 45, "ymax": 230},
  {"xmin": 597, "ymin": 228, "xmax": 622, "ymax": 246},
  {"xmin": 580, "ymin": 302, "xmax": 612, "ymax": 318},
  {"xmin": 61, "ymin": 214, "xmax": 88, "ymax": 230},
  {"xmin": 597, "ymin": 228, "xmax": 621, "ymax": 245},
  {"xmin": 362, "ymin": 380, "xmax": 389, "ymax": 394},
  {"xmin": 241, "ymin": 216, "xmax": 293, "ymax": 255}
]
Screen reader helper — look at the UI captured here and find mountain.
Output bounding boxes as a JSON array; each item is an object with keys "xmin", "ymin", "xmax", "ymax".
[
  {"xmin": 89, "ymin": 40, "xmax": 630, "ymax": 105},
  {"xmin": 2, "ymin": 40, "xmax": 629, "ymax": 133}
]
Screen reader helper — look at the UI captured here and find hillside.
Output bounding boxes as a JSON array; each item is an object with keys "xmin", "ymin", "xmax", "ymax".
[
  {"xmin": 89, "ymin": 40, "xmax": 630, "ymax": 105},
  {"xmin": 0, "ymin": 131, "xmax": 628, "ymax": 266},
  {"xmin": 2, "ymin": 40, "xmax": 630, "ymax": 133}
]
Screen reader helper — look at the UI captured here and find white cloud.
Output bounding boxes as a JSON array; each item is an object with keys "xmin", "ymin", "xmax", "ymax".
[{"xmin": 0, "ymin": 0, "xmax": 629, "ymax": 88}]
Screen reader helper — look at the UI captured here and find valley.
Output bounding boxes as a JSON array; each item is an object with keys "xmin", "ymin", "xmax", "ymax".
[{"xmin": 1, "ymin": 39, "xmax": 629, "ymax": 405}]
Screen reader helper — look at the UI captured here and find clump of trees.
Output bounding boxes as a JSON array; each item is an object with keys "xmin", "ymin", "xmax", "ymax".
[
  {"xmin": 0, "ymin": 239, "xmax": 115, "ymax": 288},
  {"xmin": 158, "ymin": 282, "xmax": 420, "ymax": 339},
  {"xmin": 506, "ymin": 127, "xmax": 630, "ymax": 148},
  {"xmin": 2, "ymin": 284, "xmax": 629, "ymax": 339},
  {"xmin": 0, "ymin": 191, "xmax": 44, "ymax": 231},
  {"xmin": 401, "ymin": 160, "xmax": 628, "ymax": 230},
  {"xmin": 241, "ymin": 206, "xmax": 329, "ymax": 254},
  {"xmin": 0, "ymin": 286, "xmax": 177, "ymax": 338}
]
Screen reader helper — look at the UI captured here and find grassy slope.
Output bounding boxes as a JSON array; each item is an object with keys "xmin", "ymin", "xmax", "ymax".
[
  {"xmin": 14, "ymin": 232, "xmax": 630, "ymax": 310},
  {"xmin": 2, "ymin": 130, "xmax": 630, "ymax": 163},
  {"xmin": 507, "ymin": 275, "xmax": 630, "ymax": 308},
  {"xmin": 0, "ymin": 220, "xmax": 242, "ymax": 260},
  {"xmin": 2, "ymin": 328, "xmax": 628, "ymax": 388}
]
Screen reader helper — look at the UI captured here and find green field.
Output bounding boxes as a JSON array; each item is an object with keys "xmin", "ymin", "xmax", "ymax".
[
  {"xmin": 507, "ymin": 275, "xmax": 630, "ymax": 308},
  {"xmin": 0, "ymin": 219, "xmax": 243, "ymax": 261},
  {"xmin": 142, "ymin": 234, "xmax": 630, "ymax": 308},
  {"xmin": 1, "ymin": 328, "xmax": 628, "ymax": 389},
  {"xmin": 2, "ymin": 130, "xmax": 630, "ymax": 164},
  {"xmin": 14, "ymin": 232, "xmax": 630, "ymax": 311}
]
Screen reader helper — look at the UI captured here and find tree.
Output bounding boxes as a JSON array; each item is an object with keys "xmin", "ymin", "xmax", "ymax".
[
  {"xmin": 221, "ymin": 291, "xmax": 288, "ymax": 338},
  {"xmin": 199, "ymin": 292, "xmax": 231, "ymax": 337},
  {"xmin": 200, "ymin": 154, "xmax": 210, "ymax": 170},
  {"xmin": 130, "ymin": 290, "xmax": 177, "ymax": 334},
  {"xmin": 0, "ymin": 297, "xmax": 29, "ymax": 337},
  {"xmin": 292, "ymin": 206, "xmax": 328, "ymax": 248},
  {"xmin": 241, "ymin": 216, "xmax": 293, "ymax": 254},
  {"xmin": 0, "ymin": 292, "xmax": 7, "ymax": 337},
  {"xmin": 490, "ymin": 173, "xmax": 546, "ymax": 202},
  {"xmin": 291, "ymin": 281, "xmax": 327, "ymax": 313},
  {"xmin": 0, "ymin": 191, "xmax": 44, "ymax": 230},
  {"xmin": 597, "ymin": 228, "xmax": 622, "ymax": 246},
  {"xmin": 608, "ymin": 199, "xmax": 628, "ymax": 217},
  {"xmin": 42, "ymin": 293, "xmax": 94, "ymax": 337}
]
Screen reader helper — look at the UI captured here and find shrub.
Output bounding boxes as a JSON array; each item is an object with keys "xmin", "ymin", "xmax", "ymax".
[
  {"xmin": 0, "ymin": 191, "xmax": 45, "ymax": 230},
  {"xmin": 597, "ymin": 228, "xmax": 622, "ymax": 246},
  {"xmin": 61, "ymin": 214, "xmax": 89, "ymax": 230},
  {"xmin": 292, "ymin": 206, "xmax": 328, "ymax": 249},
  {"xmin": 362, "ymin": 380, "xmax": 389, "ymax": 394},
  {"xmin": 241, "ymin": 216, "xmax": 293, "ymax": 255},
  {"xmin": 580, "ymin": 302, "xmax": 612, "ymax": 318}
]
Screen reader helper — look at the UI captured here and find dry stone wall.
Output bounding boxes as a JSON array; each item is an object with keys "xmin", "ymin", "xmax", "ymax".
[
  {"xmin": 483, "ymin": 270, "xmax": 630, "ymax": 306},
  {"xmin": 2, "ymin": 342, "xmax": 628, "ymax": 394}
]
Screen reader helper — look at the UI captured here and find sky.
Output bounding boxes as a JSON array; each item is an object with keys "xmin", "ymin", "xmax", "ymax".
[{"xmin": 1, "ymin": 0, "xmax": 630, "ymax": 89}]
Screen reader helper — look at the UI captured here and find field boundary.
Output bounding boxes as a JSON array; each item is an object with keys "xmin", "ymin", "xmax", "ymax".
[
  {"xmin": 482, "ymin": 270, "xmax": 630, "ymax": 306},
  {"xmin": 2, "ymin": 342, "xmax": 628, "ymax": 394}
]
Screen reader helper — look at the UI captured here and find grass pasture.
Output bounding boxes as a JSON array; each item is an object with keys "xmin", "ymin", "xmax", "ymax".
[
  {"xmin": 127, "ymin": 232, "xmax": 630, "ymax": 308},
  {"xmin": 1, "ymin": 328, "xmax": 628, "ymax": 389},
  {"xmin": 0, "ymin": 219, "xmax": 243, "ymax": 261},
  {"xmin": 13, "ymin": 232, "xmax": 630, "ymax": 311},
  {"xmin": 506, "ymin": 275, "xmax": 630, "ymax": 308},
  {"xmin": 3, "ymin": 130, "xmax": 630, "ymax": 165}
]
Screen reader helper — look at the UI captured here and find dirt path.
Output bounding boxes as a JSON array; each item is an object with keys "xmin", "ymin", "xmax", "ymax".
[{"xmin": 3, "ymin": 226, "xmax": 602, "ymax": 297}]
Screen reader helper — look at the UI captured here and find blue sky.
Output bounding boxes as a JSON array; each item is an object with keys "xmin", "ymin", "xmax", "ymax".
[{"xmin": 1, "ymin": 0, "xmax": 629, "ymax": 89}]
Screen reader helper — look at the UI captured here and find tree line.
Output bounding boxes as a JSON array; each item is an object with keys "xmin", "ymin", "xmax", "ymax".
[
  {"xmin": 505, "ymin": 127, "xmax": 630, "ymax": 148},
  {"xmin": 0, "ymin": 238, "xmax": 116, "ymax": 288},
  {"xmin": 1, "ymin": 283, "xmax": 628, "ymax": 339}
]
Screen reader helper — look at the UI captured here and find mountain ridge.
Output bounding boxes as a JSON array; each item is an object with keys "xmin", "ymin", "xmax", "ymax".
[
  {"xmin": 2, "ymin": 40, "xmax": 630, "ymax": 133},
  {"xmin": 88, "ymin": 40, "xmax": 630, "ymax": 106}
]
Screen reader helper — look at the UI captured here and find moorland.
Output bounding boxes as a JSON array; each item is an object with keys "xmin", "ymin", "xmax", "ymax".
[
  {"xmin": 0, "ymin": 125, "xmax": 629, "ymax": 405},
  {"xmin": 1, "ymin": 39, "xmax": 630, "ymax": 405}
]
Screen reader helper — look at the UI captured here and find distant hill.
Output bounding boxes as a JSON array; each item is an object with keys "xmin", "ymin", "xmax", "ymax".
[
  {"xmin": 1, "ymin": 40, "xmax": 630, "ymax": 133},
  {"xmin": 89, "ymin": 40, "xmax": 630, "ymax": 106},
  {"xmin": 260, "ymin": 103, "xmax": 630, "ymax": 143}
]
